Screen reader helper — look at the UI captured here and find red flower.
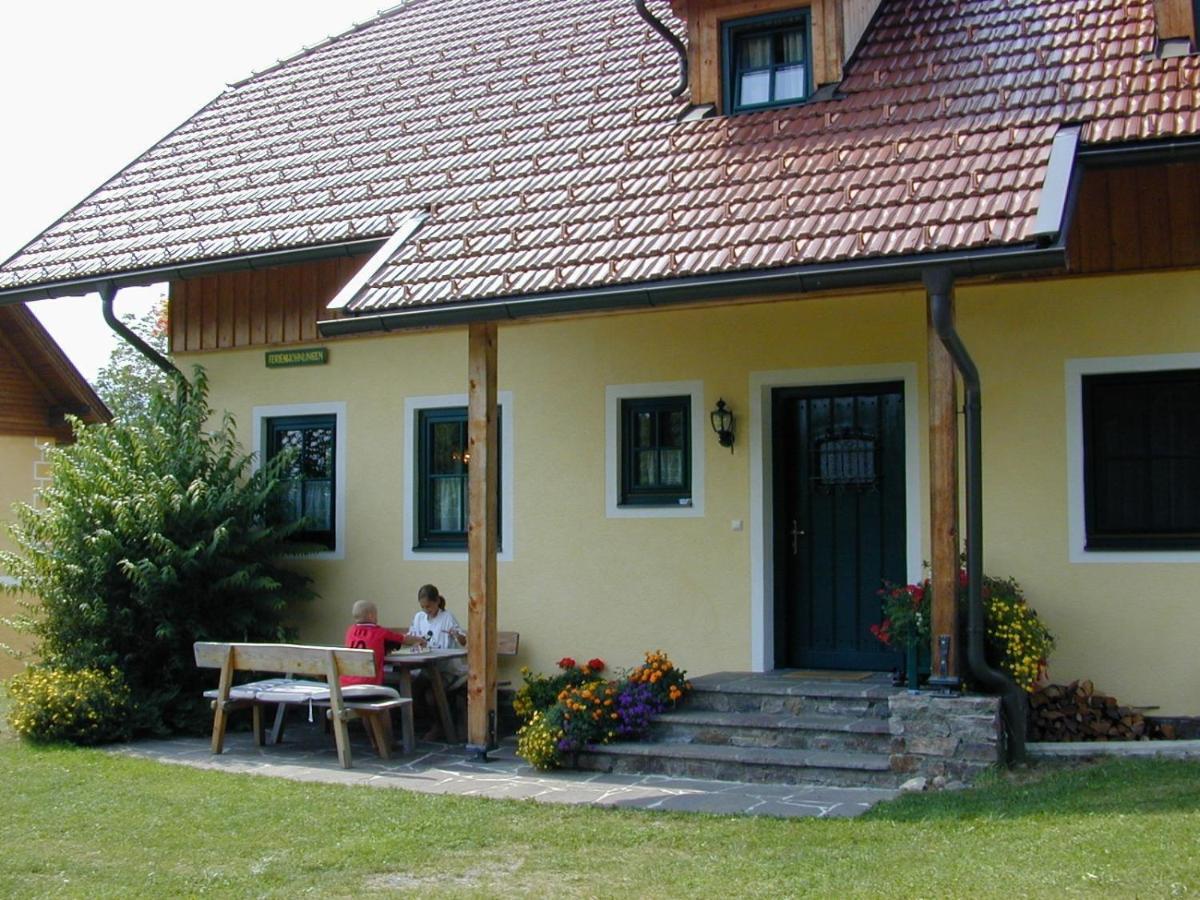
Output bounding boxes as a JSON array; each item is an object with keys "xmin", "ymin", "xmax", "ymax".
[
  {"xmin": 909, "ymin": 584, "xmax": 925, "ymax": 605},
  {"xmin": 958, "ymin": 569, "xmax": 969, "ymax": 589},
  {"xmin": 557, "ymin": 657, "xmax": 576, "ymax": 670},
  {"xmin": 587, "ymin": 658, "xmax": 606, "ymax": 672},
  {"xmin": 869, "ymin": 618, "xmax": 893, "ymax": 647}
]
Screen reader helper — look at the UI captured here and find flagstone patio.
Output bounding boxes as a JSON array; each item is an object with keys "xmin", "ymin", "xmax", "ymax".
[{"xmin": 106, "ymin": 726, "xmax": 898, "ymax": 819}]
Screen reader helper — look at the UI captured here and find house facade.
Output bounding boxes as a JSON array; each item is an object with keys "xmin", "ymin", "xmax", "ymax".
[
  {"xmin": 0, "ymin": 305, "xmax": 109, "ymax": 677},
  {"xmin": 1, "ymin": 0, "xmax": 1198, "ymax": 736}
]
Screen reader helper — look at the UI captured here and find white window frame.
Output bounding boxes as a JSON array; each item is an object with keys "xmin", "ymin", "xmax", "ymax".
[
  {"xmin": 404, "ymin": 392, "xmax": 515, "ymax": 562},
  {"xmin": 606, "ymin": 381, "xmax": 706, "ymax": 518},
  {"xmin": 1066, "ymin": 352, "xmax": 1200, "ymax": 564},
  {"xmin": 252, "ymin": 401, "xmax": 347, "ymax": 561}
]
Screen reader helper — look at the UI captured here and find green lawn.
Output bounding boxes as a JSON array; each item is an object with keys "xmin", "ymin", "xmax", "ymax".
[{"xmin": 2, "ymin": 732, "xmax": 1199, "ymax": 899}]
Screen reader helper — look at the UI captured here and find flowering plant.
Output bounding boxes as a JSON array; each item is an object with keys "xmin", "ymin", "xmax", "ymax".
[
  {"xmin": 977, "ymin": 574, "xmax": 1055, "ymax": 693},
  {"xmin": 628, "ymin": 650, "xmax": 691, "ymax": 706},
  {"xmin": 514, "ymin": 650, "xmax": 691, "ymax": 770},
  {"xmin": 872, "ymin": 580, "xmax": 931, "ymax": 649},
  {"xmin": 869, "ymin": 568, "xmax": 1056, "ymax": 694},
  {"xmin": 547, "ymin": 678, "xmax": 613, "ymax": 753},
  {"xmin": 6, "ymin": 666, "xmax": 132, "ymax": 744},
  {"xmin": 516, "ymin": 711, "xmax": 559, "ymax": 770},
  {"xmin": 513, "ymin": 660, "xmax": 593, "ymax": 721}
]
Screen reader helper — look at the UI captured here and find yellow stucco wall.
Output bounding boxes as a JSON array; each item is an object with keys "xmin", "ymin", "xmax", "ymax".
[
  {"xmin": 960, "ymin": 269, "xmax": 1200, "ymax": 717},
  {"xmin": 0, "ymin": 435, "xmax": 48, "ymax": 678},
  {"xmin": 183, "ymin": 266, "xmax": 1200, "ymax": 715}
]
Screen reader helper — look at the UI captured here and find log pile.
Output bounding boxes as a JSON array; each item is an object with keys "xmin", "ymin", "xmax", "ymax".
[{"xmin": 1028, "ymin": 681, "xmax": 1176, "ymax": 742}]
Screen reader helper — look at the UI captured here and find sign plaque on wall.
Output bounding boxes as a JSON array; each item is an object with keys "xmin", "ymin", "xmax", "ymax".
[{"xmin": 265, "ymin": 347, "xmax": 329, "ymax": 368}]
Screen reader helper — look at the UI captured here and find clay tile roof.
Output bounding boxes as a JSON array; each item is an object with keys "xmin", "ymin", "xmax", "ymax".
[{"xmin": 1, "ymin": 0, "xmax": 1198, "ymax": 312}]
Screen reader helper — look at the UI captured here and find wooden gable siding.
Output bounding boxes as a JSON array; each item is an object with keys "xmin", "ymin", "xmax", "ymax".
[
  {"xmin": 0, "ymin": 305, "xmax": 107, "ymax": 439},
  {"xmin": 1068, "ymin": 160, "xmax": 1200, "ymax": 276},
  {"xmin": 169, "ymin": 254, "xmax": 370, "ymax": 353},
  {"xmin": 0, "ymin": 328, "xmax": 61, "ymax": 437}
]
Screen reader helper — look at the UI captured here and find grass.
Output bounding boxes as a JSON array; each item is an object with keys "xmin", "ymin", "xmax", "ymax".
[{"xmin": 2, "ymin": 721, "xmax": 1199, "ymax": 899}]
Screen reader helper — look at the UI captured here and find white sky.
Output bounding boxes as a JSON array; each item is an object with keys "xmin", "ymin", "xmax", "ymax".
[{"xmin": 1, "ymin": 1, "xmax": 387, "ymax": 382}]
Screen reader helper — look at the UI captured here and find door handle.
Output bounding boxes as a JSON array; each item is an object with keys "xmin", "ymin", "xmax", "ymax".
[{"xmin": 790, "ymin": 520, "xmax": 806, "ymax": 554}]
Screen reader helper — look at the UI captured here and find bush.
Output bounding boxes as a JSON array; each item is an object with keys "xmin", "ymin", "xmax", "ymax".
[
  {"xmin": 6, "ymin": 667, "xmax": 132, "ymax": 744},
  {"xmin": 0, "ymin": 368, "xmax": 315, "ymax": 737}
]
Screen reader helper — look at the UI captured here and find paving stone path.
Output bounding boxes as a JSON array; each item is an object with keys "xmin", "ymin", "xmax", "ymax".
[{"xmin": 107, "ymin": 727, "xmax": 898, "ymax": 819}]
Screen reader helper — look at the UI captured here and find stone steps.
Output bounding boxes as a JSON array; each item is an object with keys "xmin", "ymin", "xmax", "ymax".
[
  {"xmin": 649, "ymin": 709, "xmax": 894, "ymax": 754},
  {"xmin": 574, "ymin": 740, "xmax": 905, "ymax": 789},
  {"xmin": 574, "ymin": 671, "xmax": 907, "ymax": 788}
]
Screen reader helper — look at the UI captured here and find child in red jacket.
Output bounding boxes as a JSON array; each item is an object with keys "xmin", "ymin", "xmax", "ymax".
[{"xmin": 341, "ymin": 600, "xmax": 412, "ymax": 686}]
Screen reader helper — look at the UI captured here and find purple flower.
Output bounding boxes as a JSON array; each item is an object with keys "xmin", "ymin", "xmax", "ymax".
[{"xmin": 613, "ymin": 682, "xmax": 664, "ymax": 739}]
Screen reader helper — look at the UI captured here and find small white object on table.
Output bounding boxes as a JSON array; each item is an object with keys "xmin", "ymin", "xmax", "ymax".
[{"xmin": 383, "ymin": 647, "xmax": 467, "ymax": 750}]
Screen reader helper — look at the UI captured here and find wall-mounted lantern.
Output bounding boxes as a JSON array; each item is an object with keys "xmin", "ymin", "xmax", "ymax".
[{"xmin": 710, "ymin": 398, "xmax": 735, "ymax": 452}]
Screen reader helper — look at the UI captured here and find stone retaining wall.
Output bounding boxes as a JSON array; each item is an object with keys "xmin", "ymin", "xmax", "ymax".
[{"xmin": 888, "ymin": 693, "xmax": 1003, "ymax": 782}]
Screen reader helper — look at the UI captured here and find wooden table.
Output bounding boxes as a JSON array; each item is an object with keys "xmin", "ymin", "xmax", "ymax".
[{"xmin": 382, "ymin": 647, "xmax": 466, "ymax": 751}]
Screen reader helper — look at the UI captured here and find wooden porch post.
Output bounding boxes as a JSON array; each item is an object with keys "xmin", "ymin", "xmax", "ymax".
[
  {"xmin": 466, "ymin": 321, "xmax": 499, "ymax": 754},
  {"xmin": 927, "ymin": 289, "xmax": 961, "ymax": 686}
]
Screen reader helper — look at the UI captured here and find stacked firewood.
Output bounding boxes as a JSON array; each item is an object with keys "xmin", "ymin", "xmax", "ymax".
[{"xmin": 1028, "ymin": 680, "xmax": 1176, "ymax": 742}]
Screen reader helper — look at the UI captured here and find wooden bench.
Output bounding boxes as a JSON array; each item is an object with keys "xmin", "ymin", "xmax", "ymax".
[{"xmin": 194, "ymin": 641, "xmax": 412, "ymax": 769}]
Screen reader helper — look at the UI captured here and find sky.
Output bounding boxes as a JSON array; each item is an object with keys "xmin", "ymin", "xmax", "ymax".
[{"xmin": 1, "ymin": 1, "xmax": 387, "ymax": 383}]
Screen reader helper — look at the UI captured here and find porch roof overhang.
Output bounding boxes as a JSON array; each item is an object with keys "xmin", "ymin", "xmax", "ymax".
[
  {"xmin": 0, "ymin": 236, "xmax": 389, "ymax": 307},
  {"xmin": 317, "ymin": 238, "xmax": 1070, "ymax": 336}
]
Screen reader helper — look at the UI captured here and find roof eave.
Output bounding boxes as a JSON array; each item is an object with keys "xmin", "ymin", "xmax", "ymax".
[
  {"xmin": 0, "ymin": 237, "xmax": 389, "ymax": 307},
  {"xmin": 318, "ymin": 239, "xmax": 1070, "ymax": 336}
]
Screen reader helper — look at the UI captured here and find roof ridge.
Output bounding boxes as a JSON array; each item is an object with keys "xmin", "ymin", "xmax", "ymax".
[{"xmin": 226, "ymin": 3, "xmax": 414, "ymax": 89}]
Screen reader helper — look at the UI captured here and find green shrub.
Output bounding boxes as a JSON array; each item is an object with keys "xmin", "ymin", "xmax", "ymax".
[
  {"xmin": 1, "ymin": 368, "xmax": 315, "ymax": 736},
  {"xmin": 6, "ymin": 666, "xmax": 132, "ymax": 744}
]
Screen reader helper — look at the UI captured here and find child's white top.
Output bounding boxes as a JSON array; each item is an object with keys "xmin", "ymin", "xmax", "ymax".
[{"xmin": 409, "ymin": 608, "xmax": 464, "ymax": 649}]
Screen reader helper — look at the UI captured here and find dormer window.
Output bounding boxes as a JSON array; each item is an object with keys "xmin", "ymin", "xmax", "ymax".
[{"xmin": 723, "ymin": 10, "xmax": 812, "ymax": 114}]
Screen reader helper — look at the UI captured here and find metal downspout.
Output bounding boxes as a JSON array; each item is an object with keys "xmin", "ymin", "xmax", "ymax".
[
  {"xmin": 98, "ymin": 282, "xmax": 188, "ymax": 396},
  {"xmin": 633, "ymin": 0, "xmax": 688, "ymax": 97},
  {"xmin": 924, "ymin": 267, "xmax": 1027, "ymax": 764}
]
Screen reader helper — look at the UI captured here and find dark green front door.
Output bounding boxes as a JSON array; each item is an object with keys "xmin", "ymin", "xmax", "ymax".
[{"xmin": 773, "ymin": 382, "xmax": 907, "ymax": 670}]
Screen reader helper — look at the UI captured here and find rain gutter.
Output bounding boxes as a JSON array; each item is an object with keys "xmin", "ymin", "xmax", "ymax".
[
  {"xmin": 318, "ymin": 240, "xmax": 1068, "ymax": 336},
  {"xmin": 926, "ymin": 267, "xmax": 1026, "ymax": 765},
  {"xmin": 98, "ymin": 281, "xmax": 189, "ymax": 392},
  {"xmin": 1076, "ymin": 134, "xmax": 1200, "ymax": 167},
  {"xmin": 634, "ymin": 0, "xmax": 689, "ymax": 97},
  {"xmin": 0, "ymin": 237, "xmax": 388, "ymax": 307}
]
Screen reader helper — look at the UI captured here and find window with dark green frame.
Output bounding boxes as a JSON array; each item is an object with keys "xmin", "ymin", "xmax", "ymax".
[
  {"xmin": 267, "ymin": 415, "xmax": 336, "ymax": 550},
  {"xmin": 723, "ymin": 9, "xmax": 812, "ymax": 114},
  {"xmin": 416, "ymin": 407, "xmax": 501, "ymax": 550},
  {"xmin": 620, "ymin": 396, "xmax": 691, "ymax": 506},
  {"xmin": 1082, "ymin": 369, "xmax": 1200, "ymax": 551}
]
